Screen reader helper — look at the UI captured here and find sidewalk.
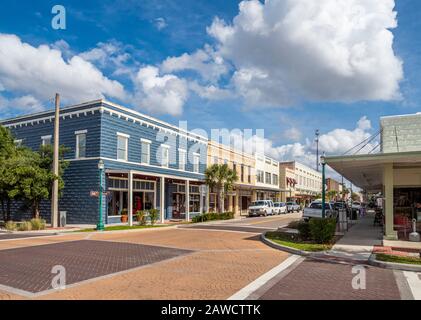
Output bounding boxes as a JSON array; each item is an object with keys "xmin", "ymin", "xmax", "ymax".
[{"xmin": 324, "ymin": 213, "xmax": 383, "ymax": 262}]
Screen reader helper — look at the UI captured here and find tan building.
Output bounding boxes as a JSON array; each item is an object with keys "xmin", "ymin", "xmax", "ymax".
[
  {"xmin": 254, "ymin": 154, "xmax": 281, "ymax": 201},
  {"xmin": 279, "ymin": 166, "xmax": 297, "ymax": 202},
  {"xmin": 207, "ymin": 141, "xmax": 256, "ymax": 216},
  {"xmin": 279, "ymin": 161, "xmax": 322, "ymax": 206}
]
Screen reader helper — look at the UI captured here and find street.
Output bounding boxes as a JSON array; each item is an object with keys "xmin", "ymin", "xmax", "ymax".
[{"xmin": 0, "ymin": 214, "xmax": 419, "ymax": 300}]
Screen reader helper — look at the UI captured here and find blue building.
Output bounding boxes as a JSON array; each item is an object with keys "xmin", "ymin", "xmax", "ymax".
[{"xmin": 0, "ymin": 99, "xmax": 208, "ymax": 225}]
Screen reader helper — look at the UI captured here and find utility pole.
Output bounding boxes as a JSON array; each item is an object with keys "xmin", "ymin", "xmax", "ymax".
[
  {"xmin": 51, "ymin": 93, "xmax": 60, "ymax": 228},
  {"xmin": 315, "ymin": 129, "xmax": 320, "ymax": 172}
]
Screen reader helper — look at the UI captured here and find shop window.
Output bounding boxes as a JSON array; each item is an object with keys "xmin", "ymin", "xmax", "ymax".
[
  {"xmin": 141, "ymin": 139, "xmax": 151, "ymax": 164},
  {"xmin": 117, "ymin": 133, "xmax": 129, "ymax": 161},
  {"xmin": 41, "ymin": 135, "xmax": 52, "ymax": 146},
  {"xmin": 75, "ymin": 131, "xmax": 86, "ymax": 159}
]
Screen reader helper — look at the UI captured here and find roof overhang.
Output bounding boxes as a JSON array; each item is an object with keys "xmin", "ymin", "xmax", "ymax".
[{"xmin": 325, "ymin": 151, "xmax": 421, "ymax": 192}]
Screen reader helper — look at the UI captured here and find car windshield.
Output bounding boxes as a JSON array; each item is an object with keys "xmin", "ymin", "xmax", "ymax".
[
  {"xmin": 286, "ymin": 202, "xmax": 293, "ymax": 205},
  {"xmin": 353, "ymin": 202, "xmax": 361, "ymax": 206},
  {"xmin": 274, "ymin": 203, "xmax": 280, "ymax": 207},
  {"xmin": 251, "ymin": 201, "xmax": 266, "ymax": 206}
]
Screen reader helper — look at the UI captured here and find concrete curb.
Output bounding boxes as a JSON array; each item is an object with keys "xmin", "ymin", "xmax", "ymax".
[
  {"xmin": 368, "ymin": 254, "xmax": 421, "ymax": 272},
  {"xmin": 260, "ymin": 232, "xmax": 318, "ymax": 257}
]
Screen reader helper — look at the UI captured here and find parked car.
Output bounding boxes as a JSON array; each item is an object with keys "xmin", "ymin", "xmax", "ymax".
[
  {"xmin": 333, "ymin": 201, "xmax": 351, "ymax": 217},
  {"xmin": 273, "ymin": 202, "xmax": 287, "ymax": 215},
  {"xmin": 303, "ymin": 201, "xmax": 337, "ymax": 220},
  {"xmin": 286, "ymin": 201, "xmax": 301, "ymax": 213},
  {"xmin": 248, "ymin": 200, "xmax": 274, "ymax": 217}
]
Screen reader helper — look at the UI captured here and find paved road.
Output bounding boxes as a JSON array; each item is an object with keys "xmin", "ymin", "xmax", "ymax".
[{"xmin": 181, "ymin": 212, "xmax": 302, "ymax": 234}]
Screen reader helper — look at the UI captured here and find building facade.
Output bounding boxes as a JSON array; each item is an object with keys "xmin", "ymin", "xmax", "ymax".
[
  {"xmin": 255, "ymin": 154, "xmax": 281, "ymax": 201},
  {"xmin": 207, "ymin": 141, "xmax": 256, "ymax": 216},
  {"xmin": 279, "ymin": 166, "xmax": 297, "ymax": 202},
  {"xmin": 279, "ymin": 161, "xmax": 322, "ymax": 206},
  {"xmin": 326, "ymin": 112, "xmax": 421, "ymax": 240},
  {"xmin": 1, "ymin": 99, "xmax": 207, "ymax": 225}
]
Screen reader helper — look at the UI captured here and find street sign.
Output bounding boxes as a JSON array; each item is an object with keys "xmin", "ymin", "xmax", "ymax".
[{"xmin": 90, "ymin": 191, "xmax": 99, "ymax": 197}]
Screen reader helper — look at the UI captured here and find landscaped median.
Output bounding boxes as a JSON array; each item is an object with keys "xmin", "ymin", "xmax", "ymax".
[
  {"xmin": 261, "ymin": 218, "xmax": 338, "ymax": 256},
  {"xmin": 77, "ymin": 224, "xmax": 170, "ymax": 232},
  {"xmin": 369, "ymin": 246, "xmax": 421, "ymax": 272}
]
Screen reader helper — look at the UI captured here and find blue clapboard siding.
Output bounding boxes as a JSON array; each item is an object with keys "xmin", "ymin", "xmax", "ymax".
[{"xmin": 0, "ymin": 100, "xmax": 207, "ymax": 224}]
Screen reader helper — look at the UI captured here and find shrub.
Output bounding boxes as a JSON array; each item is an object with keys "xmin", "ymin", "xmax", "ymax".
[
  {"xmin": 287, "ymin": 220, "xmax": 301, "ymax": 229},
  {"xmin": 136, "ymin": 210, "xmax": 147, "ymax": 226},
  {"xmin": 30, "ymin": 218, "xmax": 46, "ymax": 230},
  {"xmin": 297, "ymin": 220, "xmax": 311, "ymax": 241},
  {"xmin": 5, "ymin": 221, "xmax": 17, "ymax": 231},
  {"xmin": 309, "ymin": 218, "xmax": 337, "ymax": 244},
  {"xmin": 148, "ymin": 209, "xmax": 159, "ymax": 225},
  {"xmin": 192, "ymin": 212, "xmax": 234, "ymax": 223},
  {"xmin": 18, "ymin": 221, "xmax": 32, "ymax": 231}
]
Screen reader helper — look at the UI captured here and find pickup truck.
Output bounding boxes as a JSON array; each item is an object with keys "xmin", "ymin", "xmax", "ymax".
[
  {"xmin": 286, "ymin": 201, "xmax": 301, "ymax": 213},
  {"xmin": 248, "ymin": 200, "xmax": 274, "ymax": 217},
  {"xmin": 303, "ymin": 201, "xmax": 337, "ymax": 220}
]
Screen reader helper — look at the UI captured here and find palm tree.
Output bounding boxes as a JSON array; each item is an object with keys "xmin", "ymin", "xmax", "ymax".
[
  {"xmin": 205, "ymin": 164, "xmax": 238, "ymax": 213},
  {"xmin": 327, "ymin": 190, "xmax": 338, "ymax": 202}
]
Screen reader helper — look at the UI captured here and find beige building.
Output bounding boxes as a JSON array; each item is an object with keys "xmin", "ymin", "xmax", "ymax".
[
  {"xmin": 207, "ymin": 141, "xmax": 256, "ymax": 216},
  {"xmin": 279, "ymin": 166, "xmax": 297, "ymax": 202},
  {"xmin": 326, "ymin": 112, "xmax": 421, "ymax": 241},
  {"xmin": 279, "ymin": 161, "xmax": 322, "ymax": 206}
]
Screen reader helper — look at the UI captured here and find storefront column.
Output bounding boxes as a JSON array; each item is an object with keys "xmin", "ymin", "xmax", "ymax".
[
  {"xmin": 128, "ymin": 171, "xmax": 133, "ymax": 226},
  {"xmin": 185, "ymin": 180, "xmax": 190, "ymax": 221},
  {"xmin": 160, "ymin": 177, "xmax": 165, "ymax": 223},
  {"xmin": 384, "ymin": 163, "xmax": 398, "ymax": 240}
]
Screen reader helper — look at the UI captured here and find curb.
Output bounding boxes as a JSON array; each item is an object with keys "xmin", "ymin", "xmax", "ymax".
[
  {"xmin": 368, "ymin": 254, "xmax": 421, "ymax": 272},
  {"xmin": 260, "ymin": 232, "xmax": 316, "ymax": 257}
]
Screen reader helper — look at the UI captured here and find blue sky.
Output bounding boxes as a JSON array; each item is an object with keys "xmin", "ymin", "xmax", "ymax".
[{"xmin": 0, "ymin": 0, "xmax": 420, "ymax": 170}]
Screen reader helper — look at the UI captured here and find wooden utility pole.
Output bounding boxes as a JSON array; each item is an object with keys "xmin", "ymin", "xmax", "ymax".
[{"xmin": 51, "ymin": 93, "xmax": 60, "ymax": 228}]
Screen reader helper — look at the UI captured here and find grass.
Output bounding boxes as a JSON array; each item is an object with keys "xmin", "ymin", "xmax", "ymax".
[
  {"xmin": 77, "ymin": 224, "xmax": 169, "ymax": 232},
  {"xmin": 266, "ymin": 231, "xmax": 333, "ymax": 252},
  {"xmin": 376, "ymin": 253, "xmax": 421, "ymax": 265}
]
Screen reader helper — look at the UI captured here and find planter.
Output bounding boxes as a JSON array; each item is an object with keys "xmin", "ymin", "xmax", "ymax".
[{"xmin": 121, "ymin": 215, "xmax": 128, "ymax": 223}]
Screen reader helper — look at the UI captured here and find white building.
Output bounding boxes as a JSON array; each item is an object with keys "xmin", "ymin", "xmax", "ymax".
[{"xmin": 255, "ymin": 154, "xmax": 281, "ymax": 201}]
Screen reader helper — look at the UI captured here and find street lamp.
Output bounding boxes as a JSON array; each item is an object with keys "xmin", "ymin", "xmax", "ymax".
[
  {"xmin": 321, "ymin": 154, "xmax": 326, "ymax": 219},
  {"xmin": 97, "ymin": 160, "xmax": 105, "ymax": 231}
]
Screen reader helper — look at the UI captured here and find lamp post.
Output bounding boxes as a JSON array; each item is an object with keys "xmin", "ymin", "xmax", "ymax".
[
  {"xmin": 97, "ymin": 160, "xmax": 105, "ymax": 231},
  {"xmin": 321, "ymin": 154, "xmax": 326, "ymax": 219}
]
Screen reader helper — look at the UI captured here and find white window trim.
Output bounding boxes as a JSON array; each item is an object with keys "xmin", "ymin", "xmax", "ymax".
[
  {"xmin": 75, "ymin": 132, "xmax": 87, "ymax": 159},
  {"xmin": 41, "ymin": 135, "xmax": 52, "ymax": 146},
  {"xmin": 117, "ymin": 132, "xmax": 130, "ymax": 138},
  {"xmin": 14, "ymin": 139, "xmax": 23, "ymax": 145},
  {"xmin": 141, "ymin": 139, "xmax": 150, "ymax": 164},
  {"xmin": 75, "ymin": 129, "xmax": 88, "ymax": 135},
  {"xmin": 193, "ymin": 153, "xmax": 200, "ymax": 173},
  {"xmin": 161, "ymin": 145, "xmax": 170, "ymax": 168},
  {"xmin": 117, "ymin": 134, "xmax": 129, "ymax": 161},
  {"xmin": 178, "ymin": 149, "xmax": 186, "ymax": 171}
]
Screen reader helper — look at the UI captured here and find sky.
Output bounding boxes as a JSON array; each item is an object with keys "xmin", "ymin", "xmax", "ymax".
[{"xmin": 0, "ymin": 0, "xmax": 421, "ymax": 180}]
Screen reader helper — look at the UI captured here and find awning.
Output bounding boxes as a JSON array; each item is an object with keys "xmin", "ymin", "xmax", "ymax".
[{"xmin": 325, "ymin": 151, "xmax": 421, "ymax": 192}]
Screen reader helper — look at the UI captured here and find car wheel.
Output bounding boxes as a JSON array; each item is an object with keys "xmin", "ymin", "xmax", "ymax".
[{"xmin": 264, "ymin": 211, "xmax": 268, "ymax": 217}]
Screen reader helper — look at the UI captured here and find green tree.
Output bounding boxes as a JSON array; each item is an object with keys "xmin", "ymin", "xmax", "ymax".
[
  {"xmin": 0, "ymin": 126, "xmax": 18, "ymax": 221},
  {"xmin": 205, "ymin": 164, "xmax": 238, "ymax": 213},
  {"xmin": 327, "ymin": 190, "xmax": 338, "ymax": 201}
]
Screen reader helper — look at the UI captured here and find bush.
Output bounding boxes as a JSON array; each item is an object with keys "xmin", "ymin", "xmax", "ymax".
[
  {"xmin": 17, "ymin": 221, "xmax": 32, "ymax": 231},
  {"xmin": 136, "ymin": 210, "xmax": 147, "ymax": 226},
  {"xmin": 5, "ymin": 221, "xmax": 17, "ymax": 231},
  {"xmin": 30, "ymin": 218, "xmax": 46, "ymax": 230},
  {"xmin": 309, "ymin": 218, "xmax": 337, "ymax": 244},
  {"xmin": 149, "ymin": 209, "xmax": 159, "ymax": 225},
  {"xmin": 297, "ymin": 220, "xmax": 311, "ymax": 241},
  {"xmin": 192, "ymin": 212, "xmax": 234, "ymax": 223},
  {"xmin": 287, "ymin": 220, "xmax": 300, "ymax": 229}
]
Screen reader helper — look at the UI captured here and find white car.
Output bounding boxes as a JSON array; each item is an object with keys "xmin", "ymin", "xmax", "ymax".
[
  {"xmin": 248, "ymin": 200, "xmax": 274, "ymax": 217},
  {"xmin": 303, "ymin": 201, "xmax": 337, "ymax": 220},
  {"xmin": 273, "ymin": 202, "xmax": 287, "ymax": 215}
]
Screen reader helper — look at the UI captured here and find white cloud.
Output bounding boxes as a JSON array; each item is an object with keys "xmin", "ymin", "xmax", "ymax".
[
  {"xmin": 0, "ymin": 34, "xmax": 126, "ymax": 108},
  {"xmin": 131, "ymin": 66, "xmax": 188, "ymax": 116},
  {"xmin": 154, "ymin": 17, "xmax": 168, "ymax": 30},
  {"xmin": 208, "ymin": 0, "xmax": 403, "ymax": 107},
  {"xmin": 189, "ymin": 81, "xmax": 233, "ymax": 100},
  {"xmin": 161, "ymin": 45, "xmax": 229, "ymax": 83},
  {"xmin": 0, "ymin": 94, "xmax": 45, "ymax": 116},
  {"xmin": 283, "ymin": 127, "xmax": 302, "ymax": 141}
]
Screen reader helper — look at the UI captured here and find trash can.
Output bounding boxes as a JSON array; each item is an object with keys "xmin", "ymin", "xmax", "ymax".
[
  {"xmin": 351, "ymin": 208, "xmax": 358, "ymax": 220},
  {"xmin": 59, "ymin": 211, "xmax": 67, "ymax": 227}
]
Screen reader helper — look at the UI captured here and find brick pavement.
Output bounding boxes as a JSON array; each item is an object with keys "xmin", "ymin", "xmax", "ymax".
[{"xmin": 259, "ymin": 258, "xmax": 401, "ymax": 300}]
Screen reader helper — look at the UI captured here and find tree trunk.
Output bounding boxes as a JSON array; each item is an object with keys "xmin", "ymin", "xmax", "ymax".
[
  {"xmin": 219, "ymin": 189, "xmax": 224, "ymax": 214},
  {"xmin": 33, "ymin": 201, "xmax": 40, "ymax": 219},
  {"xmin": 1, "ymin": 198, "xmax": 5, "ymax": 222},
  {"xmin": 6, "ymin": 198, "xmax": 11, "ymax": 221}
]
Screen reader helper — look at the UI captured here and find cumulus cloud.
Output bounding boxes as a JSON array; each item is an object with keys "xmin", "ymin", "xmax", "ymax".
[
  {"xmin": 154, "ymin": 17, "xmax": 168, "ymax": 30},
  {"xmin": 283, "ymin": 127, "xmax": 302, "ymax": 141},
  {"xmin": 161, "ymin": 45, "xmax": 229, "ymax": 83},
  {"xmin": 131, "ymin": 66, "xmax": 188, "ymax": 116},
  {"xmin": 208, "ymin": 0, "xmax": 403, "ymax": 107},
  {"xmin": 0, "ymin": 34, "xmax": 126, "ymax": 108},
  {"xmin": 0, "ymin": 94, "xmax": 45, "ymax": 116}
]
